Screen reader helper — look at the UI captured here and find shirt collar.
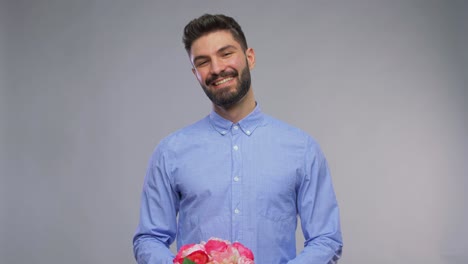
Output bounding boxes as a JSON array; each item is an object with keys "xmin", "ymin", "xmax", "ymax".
[{"xmin": 209, "ymin": 104, "xmax": 265, "ymax": 136}]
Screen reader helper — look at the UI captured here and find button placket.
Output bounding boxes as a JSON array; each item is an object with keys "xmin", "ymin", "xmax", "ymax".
[{"xmin": 231, "ymin": 123, "xmax": 242, "ymax": 241}]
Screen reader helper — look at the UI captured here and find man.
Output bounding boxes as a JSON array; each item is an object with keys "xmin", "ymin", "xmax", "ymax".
[{"xmin": 133, "ymin": 14, "xmax": 343, "ymax": 264}]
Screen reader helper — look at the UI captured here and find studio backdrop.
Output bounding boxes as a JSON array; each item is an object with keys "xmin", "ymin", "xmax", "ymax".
[{"xmin": 1, "ymin": 1, "xmax": 467, "ymax": 264}]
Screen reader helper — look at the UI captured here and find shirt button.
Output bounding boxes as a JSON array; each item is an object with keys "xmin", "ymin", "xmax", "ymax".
[
  {"xmin": 233, "ymin": 176, "xmax": 240, "ymax": 182},
  {"xmin": 221, "ymin": 131, "xmax": 227, "ymax": 135},
  {"xmin": 234, "ymin": 208, "xmax": 240, "ymax": 214},
  {"xmin": 233, "ymin": 125, "xmax": 239, "ymax": 130},
  {"xmin": 233, "ymin": 145, "xmax": 239, "ymax": 151},
  {"xmin": 246, "ymin": 130, "xmax": 251, "ymax": 135}
]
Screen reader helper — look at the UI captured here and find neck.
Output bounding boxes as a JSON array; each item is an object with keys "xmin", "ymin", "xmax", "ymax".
[{"xmin": 213, "ymin": 88, "xmax": 256, "ymax": 123}]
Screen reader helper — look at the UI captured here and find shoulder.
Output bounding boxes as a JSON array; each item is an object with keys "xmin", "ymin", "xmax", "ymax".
[
  {"xmin": 264, "ymin": 114, "xmax": 319, "ymax": 142},
  {"xmin": 262, "ymin": 113, "xmax": 324, "ymax": 157},
  {"xmin": 151, "ymin": 115, "xmax": 211, "ymax": 157}
]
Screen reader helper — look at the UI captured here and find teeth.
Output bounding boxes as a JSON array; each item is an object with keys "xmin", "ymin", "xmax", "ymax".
[{"xmin": 214, "ymin": 77, "xmax": 233, "ymax": 86}]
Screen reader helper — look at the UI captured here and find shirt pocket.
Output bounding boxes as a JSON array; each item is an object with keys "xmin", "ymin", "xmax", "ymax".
[
  {"xmin": 256, "ymin": 172, "xmax": 297, "ymax": 222},
  {"xmin": 257, "ymin": 193, "xmax": 296, "ymax": 222}
]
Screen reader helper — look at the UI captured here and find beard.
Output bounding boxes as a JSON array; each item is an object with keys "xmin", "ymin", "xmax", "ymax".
[{"xmin": 200, "ymin": 63, "xmax": 251, "ymax": 108}]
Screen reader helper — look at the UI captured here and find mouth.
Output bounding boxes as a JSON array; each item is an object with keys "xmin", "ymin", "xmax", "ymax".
[
  {"xmin": 206, "ymin": 70, "xmax": 238, "ymax": 88},
  {"xmin": 212, "ymin": 77, "xmax": 234, "ymax": 86}
]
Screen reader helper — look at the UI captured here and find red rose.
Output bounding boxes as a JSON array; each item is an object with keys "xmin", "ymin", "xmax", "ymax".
[
  {"xmin": 232, "ymin": 242, "xmax": 254, "ymax": 261},
  {"xmin": 173, "ymin": 244, "xmax": 208, "ymax": 264},
  {"xmin": 185, "ymin": 250, "xmax": 209, "ymax": 264}
]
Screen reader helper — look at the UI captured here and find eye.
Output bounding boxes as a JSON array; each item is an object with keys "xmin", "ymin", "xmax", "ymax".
[
  {"xmin": 196, "ymin": 60, "xmax": 208, "ymax": 67},
  {"xmin": 222, "ymin": 52, "xmax": 233, "ymax": 57}
]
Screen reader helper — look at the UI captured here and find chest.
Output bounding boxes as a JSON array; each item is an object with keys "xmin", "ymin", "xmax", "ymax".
[{"xmin": 171, "ymin": 134, "xmax": 304, "ymax": 204}]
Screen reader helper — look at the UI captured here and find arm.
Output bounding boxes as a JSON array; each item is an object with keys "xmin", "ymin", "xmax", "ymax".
[
  {"xmin": 133, "ymin": 144, "xmax": 179, "ymax": 264},
  {"xmin": 288, "ymin": 138, "xmax": 343, "ymax": 264}
]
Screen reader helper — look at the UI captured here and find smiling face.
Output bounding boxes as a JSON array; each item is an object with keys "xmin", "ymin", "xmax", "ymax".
[{"xmin": 190, "ymin": 30, "xmax": 255, "ymax": 108}]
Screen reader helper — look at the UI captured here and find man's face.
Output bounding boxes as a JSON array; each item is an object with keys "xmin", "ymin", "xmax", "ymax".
[{"xmin": 190, "ymin": 30, "xmax": 255, "ymax": 107}]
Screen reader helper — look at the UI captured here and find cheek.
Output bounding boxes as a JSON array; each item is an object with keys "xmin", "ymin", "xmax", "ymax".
[
  {"xmin": 233, "ymin": 59, "xmax": 248, "ymax": 71},
  {"xmin": 194, "ymin": 71, "xmax": 205, "ymax": 83}
]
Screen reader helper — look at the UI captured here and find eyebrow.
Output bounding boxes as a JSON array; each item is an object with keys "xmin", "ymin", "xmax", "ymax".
[
  {"xmin": 217, "ymin": 45, "xmax": 238, "ymax": 54},
  {"xmin": 192, "ymin": 45, "xmax": 238, "ymax": 65}
]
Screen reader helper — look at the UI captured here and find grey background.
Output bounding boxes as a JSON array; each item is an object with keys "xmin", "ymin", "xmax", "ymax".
[{"xmin": 1, "ymin": 0, "xmax": 467, "ymax": 264}]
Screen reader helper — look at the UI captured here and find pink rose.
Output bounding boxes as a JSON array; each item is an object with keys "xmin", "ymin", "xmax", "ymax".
[
  {"xmin": 178, "ymin": 243, "xmax": 196, "ymax": 255},
  {"xmin": 238, "ymin": 256, "xmax": 255, "ymax": 264},
  {"xmin": 174, "ymin": 238, "xmax": 254, "ymax": 264},
  {"xmin": 210, "ymin": 245, "xmax": 238, "ymax": 263},
  {"xmin": 204, "ymin": 238, "xmax": 229, "ymax": 255},
  {"xmin": 232, "ymin": 242, "xmax": 254, "ymax": 261}
]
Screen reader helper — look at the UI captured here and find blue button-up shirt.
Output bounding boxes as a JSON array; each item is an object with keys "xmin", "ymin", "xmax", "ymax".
[{"xmin": 133, "ymin": 105, "xmax": 343, "ymax": 264}]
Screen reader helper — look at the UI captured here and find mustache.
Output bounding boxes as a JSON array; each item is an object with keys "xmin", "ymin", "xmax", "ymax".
[{"xmin": 205, "ymin": 70, "xmax": 238, "ymax": 86}]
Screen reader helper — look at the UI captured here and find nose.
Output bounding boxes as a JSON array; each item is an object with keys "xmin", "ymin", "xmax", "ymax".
[{"xmin": 209, "ymin": 57, "xmax": 225, "ymax": 75}]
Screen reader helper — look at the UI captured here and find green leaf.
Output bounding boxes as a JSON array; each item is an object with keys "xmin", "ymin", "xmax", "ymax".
[{"xmin": 182, "ymin": 258, "xmax": 196, "ymax": 264}]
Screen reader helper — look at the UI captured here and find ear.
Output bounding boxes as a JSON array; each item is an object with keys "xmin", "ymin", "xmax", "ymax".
[
  {"xmin": 191, "ymin": 67, "xmax": 202, "ymax": 83},
  {"xmin": 245, "ymin": 48, "xmax": 256, "ymax": 70},
  {"xmin": 189, "ymin": 52, "xmax": 197, "ymax": 77}
]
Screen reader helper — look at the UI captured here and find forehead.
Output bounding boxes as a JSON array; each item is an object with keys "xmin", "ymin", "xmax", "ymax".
[{"xmin": 190, "ymin": 30, "xmax": 241, "ymax": 58}]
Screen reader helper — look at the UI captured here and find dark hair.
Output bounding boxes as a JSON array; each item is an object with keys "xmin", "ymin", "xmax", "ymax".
[{"xmin": 183, "ymin": 14, "xmax": 248, "ymax": 53}]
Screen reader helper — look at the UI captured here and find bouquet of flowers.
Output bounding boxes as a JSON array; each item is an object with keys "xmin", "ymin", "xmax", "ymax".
[{"xmin": 173, "ymin": 237, "xmax": 254, "ymax": 264}]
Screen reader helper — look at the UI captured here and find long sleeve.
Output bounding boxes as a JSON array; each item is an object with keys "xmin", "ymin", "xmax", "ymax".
[
  {"xmin": 133, "ymin": 109, "xmax": 342, "ymax": 263},
  {"xmin": 288, "ymin": 138, "xmax": 343, "ymax": 264},
  {"xmin": 133, "ymin": 144, "xmax": 179, "ymax": 264}
]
